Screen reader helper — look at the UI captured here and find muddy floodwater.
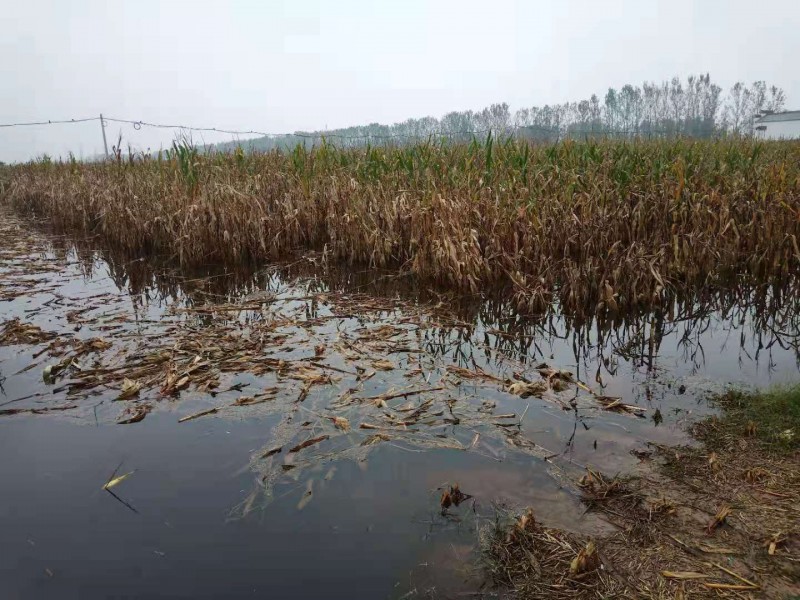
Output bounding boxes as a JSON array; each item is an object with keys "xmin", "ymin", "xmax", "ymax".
[{"xmin": 1, "ymin": 212, "xmax": 799, "ymax": 600}]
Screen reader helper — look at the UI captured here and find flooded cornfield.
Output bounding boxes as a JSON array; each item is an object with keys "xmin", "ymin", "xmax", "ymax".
[{"xmin": 2, "ymin": 210, "xmax": 799, "ymax": 599}]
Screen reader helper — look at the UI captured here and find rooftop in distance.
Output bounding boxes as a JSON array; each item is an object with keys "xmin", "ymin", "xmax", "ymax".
[{"xmin": 755, "ymin": 109, "xmax": 800, "ymax": 122}]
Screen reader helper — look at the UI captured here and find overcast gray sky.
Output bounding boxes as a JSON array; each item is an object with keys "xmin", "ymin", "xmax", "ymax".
[{"xmin": 1, "ymin": 0, "xmax": 798, "ymax": 162}]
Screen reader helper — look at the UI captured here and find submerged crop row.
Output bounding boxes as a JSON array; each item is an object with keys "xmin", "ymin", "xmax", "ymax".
[{"xmin": 3, "ymin": 137, "xmax": 800, "ymax": 313}]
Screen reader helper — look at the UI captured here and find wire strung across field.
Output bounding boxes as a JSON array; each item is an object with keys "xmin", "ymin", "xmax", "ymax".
[{"xmin": 0, "ymin": 114, "xmax": 716, "ymax": 140}]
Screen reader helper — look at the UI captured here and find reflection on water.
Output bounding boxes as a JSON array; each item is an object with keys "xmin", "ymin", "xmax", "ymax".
[
  {"xmin": 63, "ymin": 234, "xmax": 800, "ymax": 374},
  {"xmin": 1, "ymin": 218, "xmax": 799, "ymax": 599},
  {"xmin": 79, "ymin": 238, "xmax": 800, "ymax": 404}
]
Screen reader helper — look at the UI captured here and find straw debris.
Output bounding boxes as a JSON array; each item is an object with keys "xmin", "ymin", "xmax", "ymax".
[{"xmin": 484, "ymin": 387, "xmax": 800, "ymax": 599}]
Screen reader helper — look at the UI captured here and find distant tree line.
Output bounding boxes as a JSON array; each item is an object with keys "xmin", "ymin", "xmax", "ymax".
[{"xmin": 213, "ymin": 75, "xmax": 787, "ymax": 152}]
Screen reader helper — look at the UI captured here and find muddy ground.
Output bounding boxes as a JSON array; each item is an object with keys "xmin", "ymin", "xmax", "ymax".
[{"xmin": 483, "ymin": 393, "xmax": 800, "ymax": 599}]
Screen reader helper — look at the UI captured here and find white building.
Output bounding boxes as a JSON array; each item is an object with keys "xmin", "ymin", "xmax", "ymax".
[{"xmin": 754, "ymin": 110, "xmax": 800, "ymax": 140}]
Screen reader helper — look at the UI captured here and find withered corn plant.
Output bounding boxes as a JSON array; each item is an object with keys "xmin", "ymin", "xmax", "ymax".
[{"xmin": 4, "ymin": 138, "xmax": 800, "ymax": 314}]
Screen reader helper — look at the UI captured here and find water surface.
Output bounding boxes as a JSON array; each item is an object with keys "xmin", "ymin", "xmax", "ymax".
[{"xmin": 1, "ymin": 213, "xmax": 799, "ymax": 599}]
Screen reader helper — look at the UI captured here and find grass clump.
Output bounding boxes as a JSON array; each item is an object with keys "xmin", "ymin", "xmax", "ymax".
[{"xmin": 696, "ymin": 386, "xmax": 800, "ymax": 453}]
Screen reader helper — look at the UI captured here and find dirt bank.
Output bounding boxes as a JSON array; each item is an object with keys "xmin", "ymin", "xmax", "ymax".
[{"xmin": 483, "ymin": 387, "xmax": 800, "ymax": 599}]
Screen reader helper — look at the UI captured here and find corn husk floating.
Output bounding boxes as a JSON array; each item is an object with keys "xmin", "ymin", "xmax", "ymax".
[
  {"xmin": 297, "ymin": 479, "xmax": 314, "ymax": 510},
  {"xmin": 103, "ymin": 470, "xmax": 135, "ymax": 491},
  {"xmin": 117, "ymin": 378, "xmax": 142, "ymax": 400},
  {"xmin": 288, "ymin": 435, "xmax": 329, "ymax": 454},
  {"xmin": 233, "ymin": 396, "xmax": 260, "ymax": 406},
  {"xmin": 178, "ymin": 406, "xmax": 222, "ymax": 423},
  {"xmin": 371, "ymin": 359, "xmax": 395, "ymax": 371},
  {"xmin": 330, "ymin": 416, "xmax": 350, "ymax": 431},
  {"xmin": 42, "ymin": 364, "xmax": 62, "ymax": 384},
  {"xmin": 535, "ymin": 364, "xmax": 574, "ymax": 383},
  {"xmin": 446, "ymin": 365, "xmax": 503, "ymax": 383},
  {"xmin": 505, "ymin": 380, "xmax": 547, "ymax": 398},
  {"xmin": 594, "ymin": 395, "xmax": 647, "ymax": 416},
  {"xmin": 361, "ymin": 433, "xmax": 390, "ymax": 446},
  {"xmin": 117, "ymin": 403, "xmax": 151, "ymax": 425},
  {"xmin": 439, "ymin": 483, "xmax": 471, "ymax": 514},
  {"xmin": 0, "ymin": 319, "xmax": 57, "ymax": 345}
]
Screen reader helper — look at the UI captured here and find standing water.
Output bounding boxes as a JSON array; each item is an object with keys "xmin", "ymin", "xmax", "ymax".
[{"xmin": 1, "ymin": 212, "xmax": 798, "ymax": 599}]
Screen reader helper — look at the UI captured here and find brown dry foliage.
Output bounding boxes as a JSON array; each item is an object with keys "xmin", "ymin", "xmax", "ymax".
[
  {"xmin": 4, "ymin": 139, "xmax": 800, "ymax": 315},
  {"xmin": 486, "ymin": 431, "xmax": 800, "ymax": 599}
]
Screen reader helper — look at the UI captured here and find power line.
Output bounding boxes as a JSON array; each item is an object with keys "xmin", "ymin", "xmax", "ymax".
[
  {"xmin": 0, "ymin": 113, "xmax": 725, "ymax": 142},
  {"xmin": 101, "ymin": 116, "xmax": 277, "ymax": 138},
  {"xmin": 101, "ymin": 116, "xmax": 497, "ymax": 139},
  {"xmin": 0, "ymin": 114, "xmax": 495, "ymax": 139},
  {"xmin": 0, "ymin": 117, "xmax": 100, "ymax": 128}
]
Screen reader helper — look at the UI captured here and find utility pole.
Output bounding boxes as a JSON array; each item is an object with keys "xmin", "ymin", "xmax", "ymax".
[{"xmin": 100, "ymin": 113, "xmax": 109, "ymax": 159}]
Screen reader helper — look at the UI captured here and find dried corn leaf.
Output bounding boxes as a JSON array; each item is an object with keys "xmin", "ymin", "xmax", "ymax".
[
  {"xmin": 661, "ymin": 571, "xmax": 708, "ymax": 580},
  {"xmin": 297, "ymin": 479, "xmax": 314, "ymax": 510},
  {"xmin": 288, "ymin": 435, "xmax": 329, "ymax": 453},
  {"xmin": 446, "ymin": 365, "xmax": 503, "ymax": 382},
  {"xmin": 117, "ymin": 404, "xmax": 150, "ymax": 425},
  {"xmin": 702, "ymin": 583, "xmax": 758, "ymax": 591},
  {"xmin": 518, "ymin": 508, "xmax": 536, "ymax": 532},
  {"xmin": 570, "ymin": 540, "xmax": 600, "ymax": 575},
  {"xmin": 440, "ymin": 483, "xmax": 469, "ymax": 514},
  {"xmin": 469, "ymin": 433, "xmax": 480, "ymax": 449},
  {"xmin": 0, "ymin": 319, "xmax": 56, "ymax": 345},
  {"xmin": 161, "ymin": 373, "xmax": 190, "ymax": 396},
  {"xmin": 440, "ymin": 489, "xmax": 452, "ymax": 511},
  {"xmin": 234, "ymin": 395, "xmax": 268, "ymax": 406},
  {"xmin": 118, "ymin": 378, "xmax": 142, "ymax": 400},
  {"xmin": 706, "ymin": 504, "xmax": 731, "ymax": 534},
  {"xmin": 331, "ymin": 416, "xmax": 350, "ymax": 432},
  {"xmin": 535, "ymin": 363, "xmax": 575, "ymax": 382},
  {"xmin": 371, "ymin": 359, "xmax": 395, "ymax": 371},
  {"xmin": 506, "ymin": 380, "xmax": 547, "ymax": 398},
  {"xmin": 765, "ymin": 532, "xmax": 786, "ymax": 556},
  {"xmin": 595, "ymin": 395, "xmax": 646, "ymax": 415},
  {"xmin": 361, "ymin": 433, "xmax": 390, "ymax": 446},
  {"xmin": 178, "ymin": 406, "xmax": 220, "ymax": 423},
  {"xmin": 103, "ymin": 470, "xmax": 135, "ymax": 490}
]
